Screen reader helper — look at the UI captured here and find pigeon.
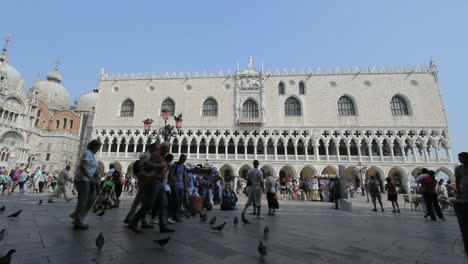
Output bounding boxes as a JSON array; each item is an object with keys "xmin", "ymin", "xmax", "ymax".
[
  {"xmin": 95, "ymin": 232, "xmax": 104, "ymax": 249},
  {"xmin": 0, "ymin": 229, "xmax": 5, "ymax": 242},
  {"xmin": 0, "ymin": 249, "xmax": 15, "ymax": 264},
  {"xmin": 200, "ymin": 213, "xmax": 207, "ymax": 222},
  {"xmin": 153, "ymin": 237, "xmax": 170, "ymax": 248},
  {"xmin": 38, "ymin": 200, "xmax": 43, "ymax": 205},
  {"xmin": 264, "ymin": 225, "xmax": 269, "ymax": 239},
  {"xmin": 7, "ymin": 210, "xmax": 21, "ymax": 218},
  {"xmin": 0, "ymin": 206, "xmax": 5, "ymax": 213},
  {"xmin": 258, "ymin": 241, "xmax": 267, "ymax": 258},
  {"xmin": 97, "ymin": 210, "xmax": 105, "ymax": 217},
  {"xmin": 211, "ymin": 222, "xmax": 226, "ymax": 231},
  {"xmin": 233, "ymin": 216, "xmax": 238, "ymax": 225},
  {"xmin": 209, "ymin": 216, "xmax": 217, "ymax": 225},
  {"xmin": 241, "ymin": 214, "xmax": 250, "ymax": 224}
]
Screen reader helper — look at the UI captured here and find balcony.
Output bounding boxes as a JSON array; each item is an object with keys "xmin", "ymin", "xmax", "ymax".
[{"xmin": 238, "ymin": 116, "xmax": 263, "ymax": 126}]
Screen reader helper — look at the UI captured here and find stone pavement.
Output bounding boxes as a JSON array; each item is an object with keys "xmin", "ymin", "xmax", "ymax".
[{"xmin": 0, "ymin": 192, "xmax": 466, "ymax": 264}]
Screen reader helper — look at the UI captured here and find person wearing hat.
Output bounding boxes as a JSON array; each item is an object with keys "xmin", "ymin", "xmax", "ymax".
[{"xmin": 264, "ymin": 170, "xmax": 278, "ymax": 216}]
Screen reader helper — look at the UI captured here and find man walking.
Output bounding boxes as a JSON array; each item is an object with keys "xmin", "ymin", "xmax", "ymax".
[
  {"xmin": 241, "ymin": 160, "xmax": 264, "ymax": 220},
  {"xmin": 168, "ymin": 154, "xmax": 187, "ymax": 222},
  {"xmin": 9, "ymin": 167, "xmax": 21, "ymax": 194},
  {"xmin": 48, "ymin": 166, "xmax": 73, "ymax": 203},
  {"xmin": 369, "ymin": 176, "xmax": 384, "ymax": 212},
  {"xmin": 129, "ymin": 142, "xmax": 174, "ymax": 233},
  {"xmin": 455, "ymin": 152, "xmax": 468, "ymax": 201}
]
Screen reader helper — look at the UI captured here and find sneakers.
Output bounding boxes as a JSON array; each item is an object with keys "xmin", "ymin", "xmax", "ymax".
[
  {"xmin": 73, "ymin": 223, "xmax": 89, "ymax": 230},
  {"xmin": 141, "ymin": 223, "xmax": 154, "ymax": 229},
  {"xmin": 48, "ymin": 200, "xmax": 54, "ymax": 203},
  {"xmin": 167, "ymin": 219, "xmax": 176, "ymax": 224},
  {"xmin": 66, "ymin": 198, "xmax": 72, "ymax": 202},
  {"xmin": 372, "ymin": 209, "xmax": 378, "ymax": 212},
  {"xmin": 152, "ymin": 219, "xmax": 159, "ymax": 225},
  {"xmin": 128, "ymin": 225, "xmax": 143, "ymax": 233}
]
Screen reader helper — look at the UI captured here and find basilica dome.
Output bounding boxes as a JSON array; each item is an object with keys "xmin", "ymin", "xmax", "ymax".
[
  {"xmin": 0, "ymin": 49, "xmax": 25, "ymax": 94},
  {"xmin": 76, "ymin": 89, "xmax": 99, "ymax": 112},
  {"xmin": 33, "ymin": 69, "xmax": 70, "ymax": 110}
]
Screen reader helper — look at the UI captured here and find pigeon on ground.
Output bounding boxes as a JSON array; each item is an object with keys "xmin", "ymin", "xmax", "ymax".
[
  {"xmin": 200, "ymin": 213, "xmax": 207, "ymax": 222},
  {"xmin": 0, "ymin": 229, "xmax": 5, "ymax": 242},
  {"xmin": 97, "ymin": 210, "xmax": 105, "ymax": 217},
  {"xmin": 153, "ymin": 237, "xmax": 171, "ymax": 248},
  {"xmin": 0, "ymin": 249, "xmax": 15, "ymax": 264},
  {"xmin": 38, "ymin": 200, "xmax": 43, "ymax": 205},
  {"xmin": 241, "ymin": 214, "xmax": 250, "ymax": 224},
  {"xmin": 258, "ymin": 241, "xmax": 267, "ymax": 258},
  {"xmin": 0, "ymin": 206, "xmax": 5, "ymax": 213},
  {"xmin": 264, "ymin": 225, "xmax": 269, "ymax": 239},
  {"xmin": 7, "ymin": 210, "xmax": 21, "ymax": 218},
  {"xmin": 211, "ymin": 222, "xmax": 226, "ymax": 231},
  {"xmin": 209, "ymin": 216, "xmax": 217, "ymax": 225},
  {"xmin": 233, "ymin": 216, "xmax": 238, "ymax": 225},
  {"xmin": 95, "ymin": 232, "xmax": 104, "ymax": 249}
]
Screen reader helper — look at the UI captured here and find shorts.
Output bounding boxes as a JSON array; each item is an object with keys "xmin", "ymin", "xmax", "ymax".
[
  {"xmin": 246, "ymin": 189, "xmax": 262, "ymax": 207},
  {"xmin": 371, "ymin": 192, "xmax": 382, "ymax": 202}
]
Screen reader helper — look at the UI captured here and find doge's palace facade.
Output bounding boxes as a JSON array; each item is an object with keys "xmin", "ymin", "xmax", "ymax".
[{"xmin": 92, "ymin": 57, "xmax": 454, "ymax": 192}]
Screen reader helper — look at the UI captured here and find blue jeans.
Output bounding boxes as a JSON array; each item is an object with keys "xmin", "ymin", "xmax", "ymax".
[
  {"xmin": 171, "ymin": 187, "xmax": 184, "ymax": 220},
  {"xmin": 130, "ymin": 179, "xmax": 167, "ymax": 230}
]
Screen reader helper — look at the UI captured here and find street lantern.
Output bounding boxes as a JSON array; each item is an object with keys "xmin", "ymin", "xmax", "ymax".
[
  {"xmin": 161, "ymin": 109, "xmax": 170, "ymax": 120},
  {"xmin": 143, "ymin": 118, "xmax": 154, "ymax": 132},
  {"xmin": 175, "ymin": 113, "xmax": 183, "ymax": 129}
]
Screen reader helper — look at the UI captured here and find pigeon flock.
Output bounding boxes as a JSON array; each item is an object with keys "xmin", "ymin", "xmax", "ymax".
[{"xmin": 0, "ymin": 200, "xmax": 271, "ymax": 263}]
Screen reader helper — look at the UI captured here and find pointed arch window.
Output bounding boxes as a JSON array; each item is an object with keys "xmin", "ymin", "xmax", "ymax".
[
  {"xmin": 391, "ymin": 95, "xmax": 409, "ymax": 116},
  {"xmin": 284, "ymin": 97, "xmax": 301, "ymax": 116},
  {"xmin": 202, "ymin": 98, "xmax": 218, "ymax": 116},
  {"xmin": 338, "ymin": 96, "xmax": 356, "ymax": 116},
  {"xmin": 120, "ymin": 99, "xmax": 135, "ymax": 117},
  {"xmin": 299, "ymin": 81, "xmax": 305, "ymax": 95},
  {"xmin": 278, "ymin": 82, "xmax": 285, "ymax": 95},
  {"xmin": 161, "ymin": 98, "xmax": 175, "ymax": 116},
  {"xmin": 62, "ymin": 118, "xmax": 67, "ymax": 129},
  {"xmin": 242, "ymin": 99, "xmax": 259, "ymax": 118}
]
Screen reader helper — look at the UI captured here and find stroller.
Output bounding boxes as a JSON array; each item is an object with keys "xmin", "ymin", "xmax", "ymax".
[{"xmin": 92, "ymin": 179, "xmax": 116, "ymax": 212}]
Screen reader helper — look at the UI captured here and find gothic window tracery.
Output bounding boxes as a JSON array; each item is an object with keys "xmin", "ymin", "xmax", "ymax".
[{"xmin": 120, "ymin": 99, "xmax": 135, "ymax": 117}]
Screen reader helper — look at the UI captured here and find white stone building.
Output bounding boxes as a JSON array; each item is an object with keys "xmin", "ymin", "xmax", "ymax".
[
  {"xmin": 92, "ymin": 57, "xmax": 455, "ymax": 192},
  {"xmin": 0, "ymin": 43, "xmax": 97, "ymax": 173}
]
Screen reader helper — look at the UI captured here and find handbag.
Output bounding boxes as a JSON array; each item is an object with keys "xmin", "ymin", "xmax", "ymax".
[{"xmin": 273, "ymin": 197, "xmax": 279, "ymax": 209}]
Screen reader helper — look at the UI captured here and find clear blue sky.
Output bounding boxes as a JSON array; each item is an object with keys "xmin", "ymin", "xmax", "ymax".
[{"xmin": 2, "ymin": 0, "xmax": 467, "ymax": 157}]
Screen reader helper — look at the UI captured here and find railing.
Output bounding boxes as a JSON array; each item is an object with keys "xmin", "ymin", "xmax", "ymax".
[
  {"xmin": 238, "ymin": 117, "xmax": 263, "ymax": 125},
  {"xmin": 96, "ymin": 151, "xmax": 453, "ymax": 163}
]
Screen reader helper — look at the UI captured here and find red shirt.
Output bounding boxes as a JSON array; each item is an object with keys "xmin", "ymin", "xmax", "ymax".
[
  {"xmin": 385, "ymin": 182, "xmax": 397, "ymax": 195},
  {"xmin": 420, "ymin": 176, "xmax": 437, "ymax": 194}
]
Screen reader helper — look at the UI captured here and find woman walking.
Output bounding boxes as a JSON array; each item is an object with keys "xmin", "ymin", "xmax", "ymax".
[
  {"xmin": 385, "ymin": 177, "xmax": 400, "ymax": 213},
  {"xmin": 265, "ymin": 171, "xmax": 278, "ymax": 216},
  {"xmin": 71, "ymin": 139, "xmax": 102, "ymax": 230}
]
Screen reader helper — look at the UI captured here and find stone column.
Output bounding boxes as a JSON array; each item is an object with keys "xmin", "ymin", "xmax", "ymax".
[
  {"xmin": 411, "ymin": 144, "xmax": 418, "ymax": 162},
  {"xmin": 400, "ymin": 145, "xmax": 407, "ymax": 163},
  {"xmin": 346, "ymin": 144, "xmax": 351, "ymax": 161},
  {"xmin": 178, "ymin": 144, "xmax": 182, "ymax": 156},
  {"xmin": 435, "ymin": 146, "xmax": 440, "ymax": 163},
  {"xmin": 196, "ymin": 143, "xmax": 200, "ymax": 159},
  {"xmin": 225, "ymin": 144, "xmax": 228, "ymax": 159},
  {"xmin": 368, "ymin": 145, "xmax": 373, "ymax": 162},
  {"xmin": 335, "ymin": 145, "xmax": 340, "ymax": 162},
  {"xmin": 264, "ymin": 145, "xmax": 267, "ymax": 160},
  {"xmin": 446, "ymin": 147, "xmax": 453, "ymax": 162},
  {"xmin": 107, "ymin": 144, "xmax": 111, "ymax": 157},
  {"xmin": 274, "ymin": 143, "xmax": 278, "ymax": 160},
  {"xmin": 205, "ymin": 144, "xmax": 209, "ymax": 159},
  {"xmin": 215, "ymin": 143, "xmax": 219, "ymax": 160},
  {"xmin": 422, "ymin": 144, "xmax": 429, "ymax": 162},
  {"xmin": 284, "ymin": 145, "xmax": 288, "ymax": 161},
  {"xmin": 294, "ymin": 143, "xmax": 298, "ymax": 161},
  {"xmin": 357, "ymin": 143, "xmax": 362, "ymax": 162},
  {"xmin": 325, "ymin": 143, "xmax": 329, "ymax": 161},
  {"xmin": 244, "ymin": 145, "xmax": 248, "ymax": 160},
  {"xmin": 99, "ymin": 145, "xmax": 103, "ymax": 157},
  {"xmin": 314, "ymin": 145, "xmax": 319, "ymax": 161},
  {"xmin": 378, "ymin": 144, "xmax": 384, "ymax": 162},
  {"xmin": 305, "ymin": 144, "xmax": 309, "ymax": 161},
  {"xmin": 234, "ymin": 142, "xmax": 238, "ymax": 160},
  {"xmin": 254, "ymin": 144, "xmax": 257, "ymax": 160},
  {"xmin": 116, "ymin": 143, "xmax": 120, "ymax": 157},
  {"xmin": 390, "ymin": 145, "xmax": 395, "ymax": 162}
]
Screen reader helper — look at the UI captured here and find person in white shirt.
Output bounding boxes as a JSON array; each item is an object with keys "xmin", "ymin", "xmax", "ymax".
[
  {"xmin": 241, "ymin": 160, "xmax": 264, "ymax": 220},
  {"xmin": 264, "ymin": 171, "xmax": 277, "ymax": 216}
]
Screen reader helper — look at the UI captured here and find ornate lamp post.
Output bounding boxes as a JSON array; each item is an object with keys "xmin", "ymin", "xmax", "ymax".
[{"xmin": 143, "ymin": 110, "xmax": 183, "ymax": 142}]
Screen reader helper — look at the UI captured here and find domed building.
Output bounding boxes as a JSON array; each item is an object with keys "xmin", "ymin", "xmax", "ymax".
[
  {"xmin": 0, "ymin": 43, "xmax": 95, "ymax": 173},
  {"xmin": 29, "ymin": 68, "xmax": 70, "ymax": 110},
  {"xmin": 75, "ymin": 87, "xmax": 99, "ymax": 112}
]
